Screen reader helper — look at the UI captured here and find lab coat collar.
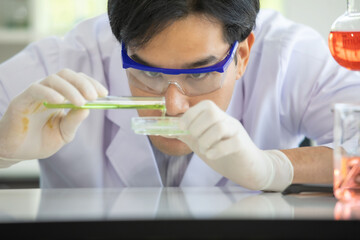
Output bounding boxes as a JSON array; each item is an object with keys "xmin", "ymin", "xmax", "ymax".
[
  {"xmin": 105, "ymin": 108, "xmax": 163, "ymax": 187},
  {"xmin": 105, "ymin": 107, "xmax": 225, "ymax": 187},
  {"xmin": 104, "ymin": 50, "xmax": 163, "ymax": 187},
  {"xmin": 105, "ymin": 107, "xmax": 224, "ymax": 187}
]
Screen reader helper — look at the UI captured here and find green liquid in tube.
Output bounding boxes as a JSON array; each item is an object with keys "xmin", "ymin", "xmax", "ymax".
[
  {"xmin": 43, "ymin": 96, "xmax": 166, "ymax": 111},
  {"xmin": 43, "ymin": 103, "xmax": 166, "ymax": 110}
]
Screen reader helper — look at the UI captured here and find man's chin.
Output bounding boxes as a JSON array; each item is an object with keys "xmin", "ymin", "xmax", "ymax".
[{"xmin": 149, "ymin": 135, "xmax": 193, "ymax": 156}]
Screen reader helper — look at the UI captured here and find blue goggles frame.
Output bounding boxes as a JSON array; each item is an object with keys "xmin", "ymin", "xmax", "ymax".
[{"xmin": 121, "ymin": 41, "xmax": 239, "ymax": 75}]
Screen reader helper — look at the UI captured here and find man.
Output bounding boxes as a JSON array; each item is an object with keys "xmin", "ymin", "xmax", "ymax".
[{"xmin": 0, "ymin": 0, "xmax": 358, "ymax": 190}]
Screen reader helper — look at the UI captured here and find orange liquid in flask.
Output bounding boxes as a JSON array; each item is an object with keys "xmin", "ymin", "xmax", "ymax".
[{"xmin": 329, "ymin": 31, "xmax": 360, "ymax": 70}]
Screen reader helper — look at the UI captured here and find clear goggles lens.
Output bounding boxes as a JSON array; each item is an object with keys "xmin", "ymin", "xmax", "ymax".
[{"xmin": 126, "ymin": 68, "xmax": 228, "ymax": 96}]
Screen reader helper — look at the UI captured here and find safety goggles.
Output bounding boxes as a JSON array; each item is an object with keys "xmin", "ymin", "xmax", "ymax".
[{"xmin": 121, "ymin": 41, "xmax": 239, "ymax": 96}]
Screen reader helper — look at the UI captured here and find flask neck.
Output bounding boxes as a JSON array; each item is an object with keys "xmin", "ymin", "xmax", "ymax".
[{"xmin": 348, "ymin": 0, "xmax": 360, "ymax": 14}]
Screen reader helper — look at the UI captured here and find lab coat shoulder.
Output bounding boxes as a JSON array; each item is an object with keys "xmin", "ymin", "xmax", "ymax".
[
  {"xmin": 0, "ymin": 14, "xmax": 117, "ymax": 115},
  {"xmin": 242, "ymin": 9, "xmax": 360, "ymax": 148},
  {"xmin": 57, "ymin": 13, "xmax": 118, "ymax": 81}
]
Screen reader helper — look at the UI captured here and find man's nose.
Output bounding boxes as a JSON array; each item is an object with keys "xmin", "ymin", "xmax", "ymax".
[{"xmin": 164, "ymin": 83, "xmax": 190, "ymax": 116}]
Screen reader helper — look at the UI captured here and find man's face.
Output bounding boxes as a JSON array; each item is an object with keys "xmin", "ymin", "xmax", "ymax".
[{"xmin": 127, "ymin": 14, "xmax": 254, "ymax": 156}]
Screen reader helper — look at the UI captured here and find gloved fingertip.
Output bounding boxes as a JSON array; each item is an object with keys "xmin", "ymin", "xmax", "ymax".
[
  {"xmin": 85, "ymin": 91, "xmax": 98, "ymax": 101},
  {"xmin": 176, "ymin": 134, "xmax": 190, "ymax": 144},
  {"xmin": 73, "ymin": 98, "xmax": 87, "ymax": 107},
  {"xmin": 199, "ymin": 146, "xmax": 207, "ymax": 155},
  {"xmin": 103, "ymin": 88, "xmax": 109, "ymax": 96},
  {"xmin": 205, "ymin": 150, "xmax": 214, "ymax": 161},
  {"xmin": 81, "ymin": 108, "xmax": 90, "ymax": 118},
  {"xmin": 99, "ymin": 87, "xmax": 109, "ymax": 98}
]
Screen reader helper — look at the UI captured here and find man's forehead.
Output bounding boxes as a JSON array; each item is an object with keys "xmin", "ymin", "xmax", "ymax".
[
  {"xmin": 126, "ymin": 14, "xmax": 230, "ymax": 69},
  {"xmin": 130, "ymin": 15, "xmax": 226, "ymax": 50}
]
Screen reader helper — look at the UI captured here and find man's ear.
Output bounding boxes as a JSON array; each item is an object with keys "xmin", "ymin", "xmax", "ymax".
[{"xmin": 235, "ymin": 32, "xmax": 255, "ymax": 79}]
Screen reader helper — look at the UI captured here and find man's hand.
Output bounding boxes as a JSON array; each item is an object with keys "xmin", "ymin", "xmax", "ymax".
[
  {"xmin": 178, "ymin": 100, "xmax": 294, "ymax": 191},
  {"xmin": 0, "ymin": 69, "xmax": 108, "ymax": 165}
]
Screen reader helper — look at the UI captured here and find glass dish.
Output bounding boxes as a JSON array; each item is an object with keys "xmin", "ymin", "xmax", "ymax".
[{"xmin": 131, "ymin": 117, "xmax": 189, "ymax": 136}]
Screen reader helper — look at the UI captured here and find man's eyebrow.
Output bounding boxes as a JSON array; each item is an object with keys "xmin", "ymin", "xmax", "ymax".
[
  {"xmin": 130, "ymin": 54, "xmax": 154, "ymax": 67},
  {"xmin": 185, "ymin": 56, "xmax": 218, "ymax": 68},
  {"xmin": 130, "ymin": 54, "xmax": 219, "ymax": 69}
]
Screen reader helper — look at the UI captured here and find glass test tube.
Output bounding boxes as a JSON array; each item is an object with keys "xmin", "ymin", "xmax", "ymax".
[{"xmin": 43, "ymin": 96, "xmax": 165, "ymax": 110}]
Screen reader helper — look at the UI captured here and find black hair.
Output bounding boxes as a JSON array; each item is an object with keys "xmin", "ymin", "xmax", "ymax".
[{"xmin": 108, "ymin": 0, "xmax": 260, "ymax": 49}]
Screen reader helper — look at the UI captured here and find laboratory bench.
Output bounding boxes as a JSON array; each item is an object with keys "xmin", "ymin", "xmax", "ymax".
[
  {"xmin": 0, "ymin": 160, "xmax": 40, "ymax": 189},
  {"xmin": 0, "ymin": 186, "xmax": 359, "ymax": 239}
]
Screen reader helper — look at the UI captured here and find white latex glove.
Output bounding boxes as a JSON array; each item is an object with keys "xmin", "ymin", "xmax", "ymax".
[
  {"xmin": 178, "ymin": 100, "xmax": 294, "ymax": 191},
  {"xmin": 0, "ymin": 69, "xmax": 108, "ymax": 167}
]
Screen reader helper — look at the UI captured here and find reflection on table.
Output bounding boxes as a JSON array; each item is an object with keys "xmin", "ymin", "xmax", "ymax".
[
  {"xmin": 0, "ymin": 187, "xmax": 338, "ymax": 223},
  {"xmin": 334, "ymin": 200, "xmax": 360, "ymax": 220}
]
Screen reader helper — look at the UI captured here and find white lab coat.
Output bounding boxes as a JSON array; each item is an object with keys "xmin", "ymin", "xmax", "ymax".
[{"xmin": 1, "ymin": 10, "xmax": 360, "ymax": 188}]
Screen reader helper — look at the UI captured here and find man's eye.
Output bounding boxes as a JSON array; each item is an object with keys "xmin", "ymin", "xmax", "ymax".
[
  {"xmin": 144, "ymin": 71, "xmax": 161, "ymax": 78},
  {"xmin": 190, "ymin": 73, "xmax": 208, "ymax": 79}
]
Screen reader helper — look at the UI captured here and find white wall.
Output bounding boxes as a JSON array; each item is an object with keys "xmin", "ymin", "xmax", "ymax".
[{"xmin": 281, "ymin": 0, "xmax": 347, "ymax": 41}]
